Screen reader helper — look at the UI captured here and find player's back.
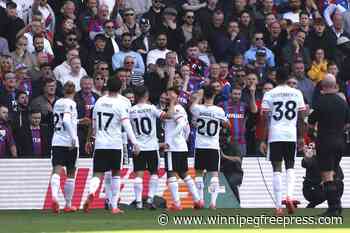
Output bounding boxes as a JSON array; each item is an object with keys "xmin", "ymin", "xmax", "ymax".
[
  {"xmin": 262, "ymin": 85, "xmax": 305, "ymax": 142},
  {"xmin": 93, "ymin": 95, "xmax": 127, "ymax": 150},
  {"xmin": 129, "ymin": 103, "xmax": 162, "ymax": 151},
  {"xmin": 52, "ymin": 98, "xmax": 78, "ymax": 147},
  {"xmin": 191, "ymin": 104, "xmax": 226, "ymax": 149}
]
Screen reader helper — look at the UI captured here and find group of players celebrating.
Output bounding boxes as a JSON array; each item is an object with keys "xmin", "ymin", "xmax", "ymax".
[{"xmin": 49, "ymin": 67, "xmax": 348, "ymax": 217}]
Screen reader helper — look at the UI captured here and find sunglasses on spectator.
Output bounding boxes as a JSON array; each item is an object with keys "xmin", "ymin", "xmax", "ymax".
[
  {"xmin": 99, "ymin": 67, "xmax": 109, "ymax": 70},
  {"xmin": 186, "ymin": 15, "xmax": 194, "ymax": 19},
  {"xmin": 287, "ymin": 81, "xmax": 297, "ymax": 85},
  {"xmin": 255, "ymin": 37, "xmax": 264, "ymax": 40},
  {"xmin": 105, "ymin": 25, "xmax": 114, "ymax": 29},
  {"xmin": 124, "ymin": 13, "xmax": 134, "ymax": 16},
  {"xmin": 67, "ymin": 37, "xmax": 77, "ymax": 41},
  {"xmin": 125, "ymin": 61, "xmax": 134, "ymax": 64},
  {"xmin": 95, "ymin": 77, "xmax": 104, "ymax": 81}
]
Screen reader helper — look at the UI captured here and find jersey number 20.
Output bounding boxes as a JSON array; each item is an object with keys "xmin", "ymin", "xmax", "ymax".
[
  {"xmin": 272, "ymin": 101, "xmax": 296, "ymax": 121},
  {"xmin": 197, "ymin": 119, "xmax": 219, "ymax": 136}
]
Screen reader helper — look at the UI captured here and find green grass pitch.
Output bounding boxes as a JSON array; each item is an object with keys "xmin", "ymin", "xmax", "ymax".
[{"xmin": 0, "ymin": 208, "xmax": 348, "ymax": 233}]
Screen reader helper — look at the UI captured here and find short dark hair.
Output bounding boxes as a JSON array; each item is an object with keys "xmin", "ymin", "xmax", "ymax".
[
  {"xmin": 107, "ymin": 77, "xmax": 122, "ymax": 93},
  {"xmin": 121, "ymin": 32, "xmax": 132, "ymax": 39},
  {"xmin": 203, "ymin": 86, "xmax": 215, "ymax": 99},
  {"xmin": 64, "ymin": 81, "xmax": 76, "ymax": 95},
  {"xmin": 16, "ymin": 91, "xmax": 27, "ymax": 100},
  {"xmin": 276, "ymin": 66, "xmax": 290, "ymax": 84},
  {"xmin": 167, "ymin": 86, "xmax": 180, "ymax": 96},
  {"xmin": 30, "ymin": 108, "xmax": 42, "ymax": 115},
  {"xmin": 133, "ymin": 86, "xmax": 148, "ymax": 100}
]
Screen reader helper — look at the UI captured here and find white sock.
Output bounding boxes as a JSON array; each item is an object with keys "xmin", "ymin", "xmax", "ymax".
[
  {"xmin": 286, "ymin": 169, "xmax": 295, "ymax": 199},
  {"xmin": 111, "ymin": 176, "xmax": 121, "ymax": 209},
  {"xmin": 104, "ymin": 172, "xmax": 112, "ymax": 202},
  {"xmin": 209, "ymin": 176, "xmax": 220, "ymax": 207},
  {"xmin": 50, "ymin": 174, "xmax": 60, "ymax": 202},
  {"xmin": 168, "ymin": 176, "xmax": 180, "ymax": 206},
  {"xmin": 148, "ymin": 174, "xmax": 158, "ymax": 202},
  {"xmin": 195, "ymin": 176, "xmax": 204, "ymax": 201},
  {"xmin": 134, "ymin": 177, "xmax": 143, "ymax": 203},
  {"xmin": 184, "ymin": 175, "xmax": 200, "ymax": 202},
  {"xmin": 64, "ymin": 178, "xmax": 75, "ymax": 208},
  {"xmin": 273, "ymin": 172, "xmax": 283, "ymax": 208},
  {"xmin": 88, "ymin": 176, "xmax": 101, "ymax": 195}
]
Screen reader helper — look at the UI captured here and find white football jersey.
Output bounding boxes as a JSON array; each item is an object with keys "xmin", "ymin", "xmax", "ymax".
[
  {"xmin": 52, "ymin": 98, "xmax": 78, "ymax": 147},
  {"xmin": 164, "ymin": 104, "xmax": 190, "ymax": 152},
  {"xmin": 129, "ymin": 103, "xmax": 165, "ymax": 151},
  {"xmin": 261, "ymin": 85, "xmax": 306, "ymax": 142},
  {"xmin": 117, "ymin": 94, "xmax": 132, "ymax": 145},
  {"xmin": 93, "ymin": 95, "xmax": 129, "ymax": 150},
  {"xmin": 191, "ymin": 104, "xmax": 227, "ymax": 149}
]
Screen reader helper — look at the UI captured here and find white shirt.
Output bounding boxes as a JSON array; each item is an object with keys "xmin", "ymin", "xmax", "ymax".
[
  {"xmin": 146, "ymin": 48, "xmax": 172, "ymax": 66},
  {"xmin": 24, "ymin": 33, "xmax": 54, "ymax": 56},
  {"xmin": 52, "ymin": 98, "xmax": 78, "ymax": 147},
  {"xmin": 129, "ymin": 103, "xmax": 165, "ymax": 151},
  {"xmin": 164, "ymin": 104, "xmax": 190, "ymax": 152},
  {"xmin": 261, "ymin": 85, "xmax": 306, "ymax": 143},
  {"xmin": 58, "ymin": 69, "xmax": 87, "ymax": 92},
  {"xmin": 282, "ymin": 12, "xmax": 300, "ymax": 23},
  {"xmin": 191, "ymin": 104, "xmax": 227, "ymax": 150},
  {"xmin": 117, "ymin": 94, "xmax": 132, "ymax": 144},
  {"xmin": 93, "ymin": 95, "xmax": 129, "ymax": 150}
]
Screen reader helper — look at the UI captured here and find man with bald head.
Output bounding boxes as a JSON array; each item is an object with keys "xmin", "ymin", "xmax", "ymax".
[{"xmin": 308, "ymin": 73, "xmax": 350, "ymax": 216}]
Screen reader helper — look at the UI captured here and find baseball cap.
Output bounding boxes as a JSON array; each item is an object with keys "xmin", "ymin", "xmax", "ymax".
[
  {"xmin": 256, "ymin": 48, "xmax": 267, "ymax": 57},
  {"xmin": 163, "ymin": 7, "xmax": 177, "ymax": 16},
  {"xmin": 15, "ymin": 63, "xmax": 27, "ymax": 71},
  {"xmin": 6, "ymin": 1, "xmax": 17, "ymax": 9}
]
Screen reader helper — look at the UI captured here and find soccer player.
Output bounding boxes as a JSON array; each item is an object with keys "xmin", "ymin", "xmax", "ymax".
[
  {"xmin": 129, "ymin": 86, "xmax": 174, "ymax": 209},
  {"xmin": 83, "ymin": 78, "xmax": 140, "ymax": 214},
  {"xmin": 191, "ymin": 86, "xmax": 228, "ymax": 209},
  {"xmin": 260, "ymin": 67, "xmax": 306, "ymax": 216},
  {"xmin": 308, "ymin": 74, "xmax": 350, "ymax": 216},
  {"xmin": 164, "ymin": 87, "xmax": 202, "ymax": 211},
  {"xmin": 50, "ymin": 81, "xmax": 79, "ymax": 213}
]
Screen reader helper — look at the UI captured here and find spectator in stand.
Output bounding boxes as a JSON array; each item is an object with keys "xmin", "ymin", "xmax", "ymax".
[
  {"xmin": 29, "ymin": 78, "xmax": 58, "ymax": 126},
  {"xmin": 74, "ymin": 76, "xmax": 99, "ymax": 157},
  {"xmin": 197, "ymin": 0, "xmax": 221, "ymax": 33},
  {"xmin": 59, "ymin": 56, "xmax": 85, "ymax": 91},
  {"xmin": 305, "ymin": 18, "xmax": 337, "ymax": 61},
  {"xmin": 15, "ymin": 109, "xmax": 50, "ymax": 157},
  {"xmin": 31, "ymin": 0, "xmax": 56, "ymax": 39},
  {"xmin": 182, "ymin": 41, "xmax": 208, "ymax": 80},
  {"xmin": 282, "ymin": 30, "xmax": 311, "ymax": 69},
  {"xmin": 247, "ymin": 48, "xmax": 270, "ymax": 81},
  {"xmin": 146, "ymin": 33, "xmax": 172, "ymax": 67},
  {"xmin": 0, "ymin": 36, "xmax": 9, "ymax": 55},
  {"xmin": 112, "ymin": 33, "xmax": 145, "ymax": 75},
  {"xmin": 11, "ymin": 90, "xmax": 30, "ymax": 134},
  {"xmin": 292, "ymin": 60, "xmax": 315, "ymax": 105},
  {"xmin": 218, "ymin": 20, "xmax": 248, "ymax": 63},
  {"xmin": 0, "ymin": 2, "xmax": 25, "ymax": 51},
  {"xmin": 264, "ymin": 20, "xmax": 288, "ymax": 67},
  {"xmin": 10, "ymin": 36, "xmax": 35, "ymax": 68},
  {"xmin": 218, "ymin": 85, "xmax": 257, "ymax": 156},
  {"xmin": 123, "ymin": 0, "xmax": 152, "ymax": 18},
  {"xmin": 94, "ymin": 61, "xmax": 110, "ymax": 84},
  {"xmin": 0, "ymin": 105, "xmax": 17, "ymax": 158},
  {"xmin": 88, "ymin": 4, "xmax": 110, "ymax": 41},
  {"xmin": 330, "ymin": 12, "xmax": 350, "ymax": 39},
  {"xmin": 181, "ymin": 0, "xmax": 207, "ymax": 12},
  {"xmin": 53, "ymin": 48, "xmax": 87, "ymax": 84},
  {"xmin": 0, "ymin": 55, "xmax": 15, "ymax": 81},
  {"xmin": 298, "ymin": 11, "xmax": 311, "ymax": 34},
  {"xmin": 32, "ymin": 34, "xmax": 54, "ymax": 64},
  {"xmin": 0, "ymin": 73, "xmax": 18, "ymax": 116},
  {"xmin": 156, "ymin": 7, "xmax": 185, "ymax": 53},
  {"xmin": 143, "ymin": 0, "xmax": 165, "ymax": 35},
  {"xmin": 307, "ymin": 48, "xmax": 328, "ymax": 84},
  {"xmin": 123, "ymin": 56, "xmax": 144, "ymax": 87},
  {"xmin": 244, "ymin": 32, "xmax": 275, "ymax": 67},
  {"xmin": 238, "ymin": 11, "xmax": 255, "ymax": 41},
  {"xmin": 103, "ymin": 20, "xmax": 120, "ymax": 67},
  {"xmin": 116, "ymin": 8, "xmax": 141, "ymax": 41},
  {"xmin": 92, "ymin": 73, "xmax": 106, "ymax": 96},
  {"xmin": 197, "ymin": 37, "xmax": 215, "ymax": 66},
  {"xmin": 180, "ymin": 10, "xmax": 202, "ymax": 43},
  {"xmin": 54, "ymin": 18, "xmax": 80, "ymax": 53},
  {"xmin": 132, "ymin": 18, "xmax": 153, "ymax": 63},
  {"xmin": 86, "ymin": 34, "xmax": 110, "ymax": 76},
  {"xmin": 282, "ymin": 0, "xmax": 303, "ymax": 23},
  {"xmin": 254, "ymin": 0, "xmax": 277, "ymax": 27},
  {"xmin": 15, "ymin": 64, "xmax": 33, "ymax": 98},
  {"xmin": 206, "ymin": 10, "xmax": 226, "ymax": 60},
  {"xmin": 54, "ymin": 1, "xmax": 77, "ymax": 37},
  {"xmin": 79, "ymin": 0, "xmax": 98, "ymax": 45}
]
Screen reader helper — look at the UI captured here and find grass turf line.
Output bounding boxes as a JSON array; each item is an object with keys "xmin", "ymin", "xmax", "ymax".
[{"xmin": 0, "ymin": 208, "xmax": 348, "ymax": 233}]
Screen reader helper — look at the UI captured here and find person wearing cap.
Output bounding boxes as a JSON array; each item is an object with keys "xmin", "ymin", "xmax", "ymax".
[
  {"xmin": 244, "ymin": 32, "xmax": 275, "ymax": 67},
  {"xmin": 305, "ymin": 18, "xmax": 337, "ymax": 61},
  {"xmin": 247, "ymin": 48, "xmax": 270, "ymax": 82},
  {"xmin": 86, "ymin": 34, "xmax": 110, "ymax": 76},
  {"xmin": 115, "ymin": 8, "xmax": 141, "ymax": 41},
  {"xmin": 143, "ymin": 0, "xmax": 165, "ymax": 34},
  {"xmin": 0, "ymin": 1, "xmax": 25, "ymax": 51},
  {"xmin": 132, "ymin": 17, "xmax": 152, "ymax": 63},
  {"xmin": 15, "ymin": 63, "xmax": 33, "ymax": 99},
  {"xmin": 155, "ymin": 7, "xmax": 185, "ymax": 53}
]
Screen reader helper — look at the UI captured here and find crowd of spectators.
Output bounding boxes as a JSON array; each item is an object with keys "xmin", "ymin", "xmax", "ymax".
[{"xmin": 0, "ymin": 0, "xmax": 350, "ymax": 159}]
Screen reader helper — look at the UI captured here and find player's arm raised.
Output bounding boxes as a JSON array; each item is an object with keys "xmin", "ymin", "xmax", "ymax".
[{"xmin": 249, "ymin": 84, "xmax": 258, "ymax": 114}]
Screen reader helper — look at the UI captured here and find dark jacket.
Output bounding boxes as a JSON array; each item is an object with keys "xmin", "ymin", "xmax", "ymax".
[{"xmin": 15, "ymin": 124, "xmax": 51, "ymax": 158}]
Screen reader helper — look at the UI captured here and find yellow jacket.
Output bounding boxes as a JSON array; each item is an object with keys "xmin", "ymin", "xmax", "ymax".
[{"xmin": 307, "ymin": 60, "xmax": 328, "ymax": 84}]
